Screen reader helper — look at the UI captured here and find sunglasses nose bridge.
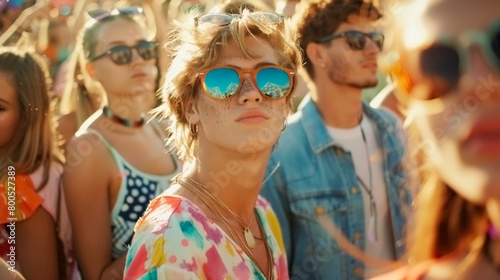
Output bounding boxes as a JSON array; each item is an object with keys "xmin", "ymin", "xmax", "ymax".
[
  {"xmin": 130, "ymin": 46, "xmax": 141, "ymax": 61},
  {"xmin": 128, "ymin": 46, "xmax": 149, "ymax": 64},
  {"xmin": 237, "ymin": 72, "xmax": 262, "ymax": 102},
  {"xmin": 363, "ymin": 37, "xmax": 381, "ymax": 52}
]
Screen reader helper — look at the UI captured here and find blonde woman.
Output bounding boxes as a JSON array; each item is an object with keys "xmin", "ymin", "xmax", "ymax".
[
  {"xmin": 62, "ymin": 6, "xmax": 181, "ymax": 280},
  {"xmin": 56, "ymin": 0, "xmax": 169, "ymax": 149},
  {"xmin": 372, "ymin": 0, "xmax": 500, "ymax": 278},
  {"xmin": 124, "ymin": 10, "xmax": 301, "ymax": 279}
]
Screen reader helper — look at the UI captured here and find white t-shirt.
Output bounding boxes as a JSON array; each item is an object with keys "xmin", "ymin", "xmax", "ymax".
[{"xmin": 327, "ymin": 116, "xmax": 396, "ymax": 278}]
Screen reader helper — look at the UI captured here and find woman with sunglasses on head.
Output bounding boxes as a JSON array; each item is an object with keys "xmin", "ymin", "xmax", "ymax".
[
  {"xmin": 57, "ymin": 0, "xmax": 171, "ymax": 150},
  {"xmin": 124, "ymin": 10, "xmax": 300, "ymax": 280},
  {"xmin": 62, "ymin": 6, "xmax": 181, "ymax": 280},
  {"xmin": 371, "ymin": 0, "xmax": 500, "ymax": 279}
]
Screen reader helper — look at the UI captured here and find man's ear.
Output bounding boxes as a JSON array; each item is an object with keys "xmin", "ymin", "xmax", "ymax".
[{"xmin": 306, "ymin": 42, "xmax": 328, "ymax": 68}]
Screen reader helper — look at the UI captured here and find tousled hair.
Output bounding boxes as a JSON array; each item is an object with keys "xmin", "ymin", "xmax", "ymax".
[
  {"xmin": 159, "ymin": 10, "xmax": 302, "ymax": 162},
  {"xmin": 294, "ymin": 0, "xmax": 381, "ymax": 80},
  {"xmin": 0, "ymin": 47, "xmax": 64, "ymax": 189},
  {"xmin": 211, "ymin": 0, "xmax": 273, "ymax": 13}
]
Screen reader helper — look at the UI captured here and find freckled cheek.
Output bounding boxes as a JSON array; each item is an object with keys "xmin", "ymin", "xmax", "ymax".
[
  {"xmin": 264, "ymin": 101, "xmax": 289, "ymax": 128},
  {"xmin": 199, "ymin": 101, "xmax": 232, "ymax": 128}
]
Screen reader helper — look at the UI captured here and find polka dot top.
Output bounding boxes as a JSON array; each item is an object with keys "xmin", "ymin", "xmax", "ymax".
[
  {"xmin": 89, "ymin": 129, "xmax": 181, "ymax": 259},
  {"xmin": 123, "ymin": 195, "xmax": 290, "ymax": 280}
]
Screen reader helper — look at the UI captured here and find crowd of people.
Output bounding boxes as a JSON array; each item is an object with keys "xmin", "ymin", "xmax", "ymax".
[{"xmin": 0, "ymin": 0, "xmax": 499, "ymax": 279}]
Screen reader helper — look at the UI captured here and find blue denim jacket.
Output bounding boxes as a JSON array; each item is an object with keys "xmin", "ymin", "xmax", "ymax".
[{"xmin": 261, "ymin": 95, "xmax": 409, "ymax": 280}]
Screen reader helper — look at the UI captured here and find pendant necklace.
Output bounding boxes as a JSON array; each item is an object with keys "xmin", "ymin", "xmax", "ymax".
[
  {"xmin": 357, "ymin": 120, "xmax": 378, "ymax": 244},
  {"xmin": 183, "ymin": 176, "xmax": 258, "ymax": 249},
  {"xmin": 102, "ymin": 106, "xmax": 145, "ymax": 128},
  {"xmin": 177, "ymin": 177, "xmax": 274, "ymax": 279}
]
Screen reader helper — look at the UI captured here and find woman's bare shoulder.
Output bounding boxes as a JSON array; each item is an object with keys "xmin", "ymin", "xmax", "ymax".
[{"xmin": 63, "ymin": 122, "xmax": 113, "ymax": 177}]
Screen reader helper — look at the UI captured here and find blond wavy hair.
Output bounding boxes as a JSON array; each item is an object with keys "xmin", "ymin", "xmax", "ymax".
[{"xmin": 158, "ymin": 10, "xmax": 302, "ymax": 162}]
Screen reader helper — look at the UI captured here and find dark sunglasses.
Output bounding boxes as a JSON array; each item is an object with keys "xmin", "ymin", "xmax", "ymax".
[
  {"xmin": 197, "ymin": 66, "xmax": 295, "ymax": 100},
  {"xmin": 319, "ymin": 30, "xmax": 384, "ymax": 51},
  {"xmin": 87, "ymin": 6, "xmax": 143, "ymax": 21},
  {"xmin": 89, "ymin": 41, "xmax": 157, "ymax": 65},
  {"xmin": 387, "ymin": 19, "xmax": 500, "ymax": 100},
  {"xmin": 194, "ymin": 12, "xmax": 284, "ymax": 27}
]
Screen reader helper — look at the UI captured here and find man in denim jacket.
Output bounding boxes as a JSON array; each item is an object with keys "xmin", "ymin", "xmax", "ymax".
[{"xmin": 261, "ymin": 1, "xmax": 409, "ymax": 279}]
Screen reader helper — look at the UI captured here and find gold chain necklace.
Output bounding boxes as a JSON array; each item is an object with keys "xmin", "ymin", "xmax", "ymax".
[
  {"xmin": 176, "ymin": 177, "xmax": 274, "ymax": 279},
  {"xmin": 184, "ymin": 176, "xmax": 259, "ymax": 248}
]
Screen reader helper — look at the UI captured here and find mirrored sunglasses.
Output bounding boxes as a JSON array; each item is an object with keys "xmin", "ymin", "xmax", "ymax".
[
  {"xmin": 89, "ymin": 41, "xmax": 157, "ymax": 65},
  {"xmin": 198, "ymin": 66, "xmax": 295, "ymax": 100},
  {"xmin": 319, "ymin": 30, "xmax": 384, "ymax": 51}
]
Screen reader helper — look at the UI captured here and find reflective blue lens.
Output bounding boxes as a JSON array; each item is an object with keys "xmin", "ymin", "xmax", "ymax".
[
  {"xmin": 204, "ymin": 68, "xmax": 240, "ymax": 98},
  {"xmin": 256, "ymin": 68, "xmax": 291, "ymax": 98}
]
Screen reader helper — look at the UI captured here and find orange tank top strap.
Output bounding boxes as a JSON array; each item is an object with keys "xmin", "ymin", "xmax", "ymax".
[{"xmin": 0, "ymin": 174, "xmax": 44, "ymax": 224}]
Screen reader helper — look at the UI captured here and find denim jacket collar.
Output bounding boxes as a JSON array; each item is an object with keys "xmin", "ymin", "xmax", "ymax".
[{"xmin": 298, "ymin": 94, "xmax": 394, "ymax": 154}]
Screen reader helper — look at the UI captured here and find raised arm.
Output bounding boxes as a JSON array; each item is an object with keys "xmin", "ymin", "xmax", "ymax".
[
  {"xmin": 0, "ymin": 0, "xmax": 51, "ymax": 46},
  {"xmin": 142, "ymin": 0, "xmax": 173, "ymax": 80},
  {"xmin": 65, "ymin": 0, "xmax": 91, "ymax": 46}
]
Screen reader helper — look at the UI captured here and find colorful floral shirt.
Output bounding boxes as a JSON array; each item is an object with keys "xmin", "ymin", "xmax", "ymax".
[{"xmin": 124, "ymin": 194, "xmax": 289, "ymax": 280}]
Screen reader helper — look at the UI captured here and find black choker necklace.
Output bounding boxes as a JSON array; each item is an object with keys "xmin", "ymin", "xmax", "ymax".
[{"xmin": 102, "ymin": 106, "xmax": 145, "ymax": 128}]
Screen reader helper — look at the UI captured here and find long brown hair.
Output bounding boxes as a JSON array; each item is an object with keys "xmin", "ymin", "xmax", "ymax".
[
  {"xmin": 0, "ymin": 47, "xmax": 64, "ymax": 189},
  {"xmin": 405, "ymin": 122, "xmax": 488, "ymax": 265}
]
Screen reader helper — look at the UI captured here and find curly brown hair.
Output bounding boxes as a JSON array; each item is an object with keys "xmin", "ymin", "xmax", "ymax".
[{"xmin": 295, "ymin": 0, "xmax": 381, "ymax": 80}]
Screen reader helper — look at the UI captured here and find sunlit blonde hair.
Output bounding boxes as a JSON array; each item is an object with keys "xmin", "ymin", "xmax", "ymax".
[
  {"xmin": 159, "ymin": 10, "xmax": 301, "ymax": 162},
  {"xmin": 0, "ymin": 47, "xmax": 64, "ymax": 189},
  {"xmin": 59, "ymin": 34, "xmax": 105, "ymax": 129}
]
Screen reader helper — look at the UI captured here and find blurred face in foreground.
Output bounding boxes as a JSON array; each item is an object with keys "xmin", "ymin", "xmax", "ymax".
[{"xmin": 393, "ymin": 0, "xmax": 500, "ymax": 203}]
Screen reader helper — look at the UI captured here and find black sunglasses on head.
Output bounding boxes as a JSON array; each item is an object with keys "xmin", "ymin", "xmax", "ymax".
[
  {"xmin": 89, "ymin": 41, "xmax": 158, "ymax": 65},
  {"xmin": 87, "ymin": 6, "xmax": 143, "ymax": 21},
  {"xmin": 319, "ymin": 30, "xmax": 384, "ymax": 51}
]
